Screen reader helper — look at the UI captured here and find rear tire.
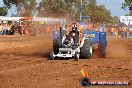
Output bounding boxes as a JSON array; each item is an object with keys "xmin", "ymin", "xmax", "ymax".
[
  {"xmin": 97, "ymin": 43, "xmax": 106, "ymax": 58},
  {"xmin": 53, "ymin": 39, "xmax": 60, "ymax": 55},
  {"xmin": 49, "ymin": 51, "xmax": 55, "ymax": 60},
  {"xmin": 80, "ymin": 39, "xmax": 92, "ymax": 59}
]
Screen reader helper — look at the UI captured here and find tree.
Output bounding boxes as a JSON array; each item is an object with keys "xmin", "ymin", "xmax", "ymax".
[
  {"xmin": 41, "ymin": 0, "xmax": 67, "ymax": 17},
  {"xmin": 85, "ymin": 0, "xmax": 112, "ymax": 23},
  {"xmin": 3, "ymin": 0, "xmax": 36, "ymax": 16},
  {"xmin": 122, "ymin": 0, "xmax": 132, "ymax": 15},
  {"xmin": 87, "ymin": 0, "xmax": 96, "ymax": 18},
  {"xmin": 0, "ymin": 7, "xmax": 8, "ymax": 16},
  {"xmin": 40, "ymin": 0, "xmax": 81, "ymax": 17},
  {"xmin": 111, "ymin": 16, "xmax": 119, "ymax": 25},
  {"xmin": 36, "ymin": 0, "xmax": 112, "ymax": 24},
  {"xmin": 3, "ymin": 0, "xmax": 113, "ymax": 24},
  {"xmin": 96, "ymin": 5, "xmax": 112, "ymax": 23}
]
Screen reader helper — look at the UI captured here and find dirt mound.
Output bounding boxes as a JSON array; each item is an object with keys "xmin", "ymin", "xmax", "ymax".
[{"xmin": 0, "ymin": 35, "xmax": 53, "ymax": 58}]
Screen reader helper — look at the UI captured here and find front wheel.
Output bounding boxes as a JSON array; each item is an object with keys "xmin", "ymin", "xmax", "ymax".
[
  {"xmin": 75, "ymin": 51, "xmax": 80, "ymax": 61},
  {"xmin": 80, "ymin": 39, "xmax": 93, "ymax": 59}
]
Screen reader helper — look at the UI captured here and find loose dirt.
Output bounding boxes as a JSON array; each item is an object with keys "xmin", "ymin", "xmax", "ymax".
[{"xmin": 0, "ymin": 35, "xmax": 131, "ymax": 88}]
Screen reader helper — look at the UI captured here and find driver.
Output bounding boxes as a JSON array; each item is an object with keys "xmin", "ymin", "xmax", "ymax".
[
  {"xmin": 65, "ymin": 23, "xmax": 79, "ymax": 48},
  {"xmin": 69, "ymin": 24, "xmax": 78, "ymax": 43}
]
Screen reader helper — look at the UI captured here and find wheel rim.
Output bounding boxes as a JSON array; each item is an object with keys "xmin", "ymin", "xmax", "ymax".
[
  {"xmin": 77, "ymin": 53, "xmax": 79, "ymax": 59},
  {"xmin": 75, "ymin": 52, "xmax": 80, "ymax": 60},
  {"xmin": 50, "ymin": 51, "xmax": 54, "ymax": 60},
  {"xmin": 90, "ymin": 46, "xmax": 92, "ymax": 55}
]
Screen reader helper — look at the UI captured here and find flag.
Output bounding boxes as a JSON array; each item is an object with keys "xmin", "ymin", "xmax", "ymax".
[{"xmin": 100, "ymin": 22, "xmax": 104, "ymax": 32}]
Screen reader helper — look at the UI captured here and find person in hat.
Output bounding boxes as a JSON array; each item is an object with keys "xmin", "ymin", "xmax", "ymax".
[
  {"xmin": 2, "ymin": 21, "xmax": 7, "ymax": 35},
  {"xmin": 10, "ymin": 21, "xmax": 16, "ymax": 35},
  {"xmin": 7, "ymin": 24, "xmax": 11, "ymax": 35},
  {"xmin": 0, "ymin": 22, "xmax": 2, "ymax": 35}
]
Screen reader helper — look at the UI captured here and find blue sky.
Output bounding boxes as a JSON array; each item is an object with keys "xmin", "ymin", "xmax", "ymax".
[
  {"xmin": 96, "ymin": 0, "xmax": 127, "ymax": 16},
  {"xmin": 0, "ymin": 0, "xmax": 4, "ymax": 7},
  {"xmin": 0, "ymin": 0, "xmax": 128, "ymax": 16},
  {"xmin": 0, "ymin": 0, "xmax": 17, "ymax": 16}
]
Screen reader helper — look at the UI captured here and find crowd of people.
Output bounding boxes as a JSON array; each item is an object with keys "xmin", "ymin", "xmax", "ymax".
[
  {"xmin": 0, "ymin": 21, "xmax": 14, "ymax": 35},
  {"xmin": 0, "ymin": 21, "xmax": 32, "ymax": 35},
  {"xmin": 0, "ymin": 20, "xmax": 131, "ymax": 39},
  {"xmin": 87, "ymin": 23, "xmax": 132, "ymax": 38},
  {"xmin": 107, "ymin": 25, "xmax": 132, "ymax": 38}
]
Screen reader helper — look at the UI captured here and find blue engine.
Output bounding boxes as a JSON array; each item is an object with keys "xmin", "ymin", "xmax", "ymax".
[
  {"xmin": 82, "ymin": 31, "xmax": 107, "ymax": 50},
  {"xmin": 82, "ymin": 31, "xmax": 99, "ymax": 43},
  {"xmin": 99, "ymin": 32, "xmax": 107, "ymax": 49},
  {"xmin": 79, "ymin": 16, "xmax": 107, "ymax": 57}
]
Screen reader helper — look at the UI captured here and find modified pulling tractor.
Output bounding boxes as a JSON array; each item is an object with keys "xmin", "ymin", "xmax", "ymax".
[{"xmin": 50, "ymin": 19, "xmax": 107, "ymax": 60}]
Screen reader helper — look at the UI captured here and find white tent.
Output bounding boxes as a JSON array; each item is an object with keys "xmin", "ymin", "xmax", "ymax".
[
  {"xmin": 0, "ymin": 16, "xmax": 22, "ymax": 21},
  {"xmin": 120, "ymin": 16, "xmax": 132, "ymax": 26},
  {"xmin": 0, "ymin": 16, "xmax": 66, "ymax": 25},
  {"xmin": 0, "ymin": 16, "xmax": 65, "ymax": 22}
]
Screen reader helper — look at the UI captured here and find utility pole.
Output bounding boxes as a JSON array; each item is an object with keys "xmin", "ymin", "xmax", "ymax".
[
  {"xmin": 80, "ymin": 0, "xmax": 89, "ymax": 22},
  {"xmin": 80, "ymin": 0, "xmax": 82, "ymax": 22}
]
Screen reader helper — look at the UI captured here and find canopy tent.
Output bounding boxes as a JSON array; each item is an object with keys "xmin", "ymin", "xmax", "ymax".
[
  {"xmin": 0, "ymin": 16, "xmax": 22, "ymax": 21},
  {"xmin": 0, "ymin": 16, "xmax": 65, "ymax": 24},
  {"xmin": 120, "ymin": 16, "xmax": 132, "ymax": 26}
]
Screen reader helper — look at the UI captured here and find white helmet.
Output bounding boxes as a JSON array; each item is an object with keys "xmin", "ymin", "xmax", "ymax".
[
  {"xmin": 72, "ymin": 24, "xmax": 77, "ymax": 28},
  {"xmin": 72, "ymin": 24, "xmax": 77, "ymax": 30}
]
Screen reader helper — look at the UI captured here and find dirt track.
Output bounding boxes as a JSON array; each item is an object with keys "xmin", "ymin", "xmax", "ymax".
[{"xmin": 0, "ymin": 35, "xmax": 131, "ymax": 88}]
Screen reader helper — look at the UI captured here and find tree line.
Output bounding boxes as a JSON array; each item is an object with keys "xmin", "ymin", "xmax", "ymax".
[{"xmin": 1, "ymin": 0, "xmax": 131, "ymax": 24}]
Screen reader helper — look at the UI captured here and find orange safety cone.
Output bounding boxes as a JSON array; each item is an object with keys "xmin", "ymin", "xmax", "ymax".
[{"xmin": 80, "ymin": 69, "xmax": 88, "ymax": 78}]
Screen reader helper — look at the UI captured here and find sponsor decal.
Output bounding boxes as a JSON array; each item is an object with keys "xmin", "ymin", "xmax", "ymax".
[{"xmin": 84, "ymin": 34, "xmax": 95, "ymax": 37}]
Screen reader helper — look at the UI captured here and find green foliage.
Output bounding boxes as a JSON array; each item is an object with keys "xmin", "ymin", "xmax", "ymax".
[
  {"xmin": 111, "ymin": 16, "xmax": 119, "ymax": 25},
  {"xmin": 3, "ymin": 0, "xmax": 19, "ymax": 8},
  {"xmin": 86, "ymin": 0, "xmax": 112, "ymax": 23},
  {"xmin": 41, "ymin": 0, "xmax": 112, "ymax": 23},
  {"xmin": 122, "ymin": 0, "xmax": 132, "ymax": 16},
  {"xmin": 41, "ymin": 0, "xmax": 67, "ymax": 17},
  {"xmin": 96, "ymin": 5, "xmax": 112, "ymax": 23},
  {"xmin": 3, "ymin": 0, "xmax": 113, "ymax": 24},
  {"xmin": 3, "ymin": 0, "xmax": 36, "ymax": 16},
  {"xmin": 0, "ymin": 7, "xmax": 8, "ymax": 16}
]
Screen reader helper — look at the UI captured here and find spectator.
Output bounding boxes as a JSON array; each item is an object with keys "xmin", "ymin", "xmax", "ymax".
[
  {"xmin": 0, "ymin": 22, "xmax": 2, "ymax": 35},
  {"xmin": 2, "ymin": 21, "xmax": 7, "ymax": 35},
  {"xmin": 7, "ymin": 24, "xmax": 11, "ymax": 35},
  {"xmin": 10, "ymin": 23, "xmax": 16, "ymax": 35},
  {"xmin": 16, "ymin": 21, "xmax": 23, "ymax": 35}
]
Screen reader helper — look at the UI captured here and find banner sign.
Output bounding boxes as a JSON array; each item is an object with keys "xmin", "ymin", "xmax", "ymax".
[{"xmin": 120, "ymin": 16, "xmax": 132, "ymax": 26}]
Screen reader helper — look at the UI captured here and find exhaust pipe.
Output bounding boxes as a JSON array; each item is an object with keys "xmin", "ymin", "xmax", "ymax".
[{"xmin": 60, "ymin": 27, "xmax": 62, "ymax": 47}]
